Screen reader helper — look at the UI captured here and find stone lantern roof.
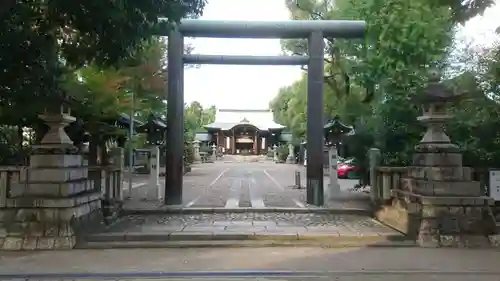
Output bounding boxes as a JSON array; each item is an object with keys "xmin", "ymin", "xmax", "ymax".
[{"xmin": 323, "ymin": 115, "xmax": 354, "ymax": 135}]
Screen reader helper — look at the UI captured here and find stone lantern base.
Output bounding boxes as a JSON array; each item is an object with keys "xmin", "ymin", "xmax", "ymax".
[
  {"xmin": 396, "ymin": 145, "xmax": 497, "ymax": 247},
  {"xmin": 0, "ymin": 112, "xmax": 103, "ymax": 250},
  {"xmin": 382, "ymin": 139, "xmax": 498, "ymax": 247}
]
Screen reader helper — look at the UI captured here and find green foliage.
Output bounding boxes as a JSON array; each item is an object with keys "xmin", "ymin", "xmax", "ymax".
[
  {"xmin": 0, "ymin": 0, "xmax": 205, "ymax": 131},
  {"xmin": 183, "ymin": 102, "xmax": 216, "ymax": 165},
  {"xmin": 184, "ymin": 141, "xmax": 194, "ymax": 166},
  {"xmin": 184, "ymin": 101, "xmax": 216, "ymax": 140},
  {"xmin": 273, "ymin": 0, "xmax": 457, "ymax": 166},
  {"xmin": 276, "ymin": 145, "xmax": 289, "ymax": 162},
  {"xmin": 199, "ymin": 144, "xmax": 212, "ymax": 154},
  {"xmin": 275, "ymin": 0, "xmax": 500, "ymax": 170}
]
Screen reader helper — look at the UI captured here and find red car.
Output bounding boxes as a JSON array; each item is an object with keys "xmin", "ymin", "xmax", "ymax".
[{"xmin": 337, "ymin": 160, "xmax": 361, "ymax": 179}]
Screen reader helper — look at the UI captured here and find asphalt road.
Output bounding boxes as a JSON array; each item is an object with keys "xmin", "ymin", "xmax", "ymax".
[{"xmin": 1, "ymin": 247, "xmax": 500, "ymax": 280}]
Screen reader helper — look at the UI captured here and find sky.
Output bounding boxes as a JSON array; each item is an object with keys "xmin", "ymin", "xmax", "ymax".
[{"xmin": 184, "ymin": 0, "xmax": 500, "ymax": 110}]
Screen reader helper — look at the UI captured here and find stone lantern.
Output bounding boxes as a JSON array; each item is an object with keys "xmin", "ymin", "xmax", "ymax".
[
  {"xmin": 301, "ymin": 140, "xmax": 307, "ymax": 166},
  {"xmin": 192, "ymin": 140, "xmax": 202, "ymax": 163},
  {"xmin": 399, "ymin": 70, "xmax": 497, "ymax": 247},
  {"xmin": 137, "ymin": 115, "xmax": 167, "ymax": 200},
  {"xmin": 272, "ymin": 144, "xmax": 279, "ymax": 162},
  {"xmin": 323, "ymin": 116, "xmax": 354, "ymax": 200},
  {"xmin": 0, "ymin": 100, "xmax": 107, "ymax": 250},
  {"xmin": 137, "ymin": 115, "xmax": 167, "ymax": 146}
]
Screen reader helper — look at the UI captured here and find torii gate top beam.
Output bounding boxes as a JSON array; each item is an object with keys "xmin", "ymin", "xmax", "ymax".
[{"xmin": 158, "ymin": 19, "xmax": 365, "ymax": 39}]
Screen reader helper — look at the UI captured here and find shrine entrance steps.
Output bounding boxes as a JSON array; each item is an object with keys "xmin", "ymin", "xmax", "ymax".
[
  {"xmin": 93, "ymin": 161, "xmax": 412, "ymax": 248},
  {"xmin": 79, "ymin": 211, "xmax": 410, "ymax": 249}
]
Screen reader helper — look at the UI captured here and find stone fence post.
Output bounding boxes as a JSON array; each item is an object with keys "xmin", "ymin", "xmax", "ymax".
[{"xmin": 368, "ymin": 148, "xmax": 381, "ymax": 203}]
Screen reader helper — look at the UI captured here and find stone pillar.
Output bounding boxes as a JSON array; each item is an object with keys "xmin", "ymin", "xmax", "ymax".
[
  {"xmin": 211, "ymin": 145, "xmax": 217, "ymax": 162},
  {"xmin": 225, "ymin": 136, "xmax": 230, "ymax": 152},
  {"xmin": 256, "ymin": 135, "xmax": 260, "ymax": 155},
  {"xmin": 286, "ymin": 143, "xmax": 295, "ymax": 163},
  {"xmin": 273, "ymin": 144, "xmax": 279, "ymax": 162},
  {"xmin": 368, "ymin": 148, "xmax": 381, "ymax": 203},
  {"xmin": 148, "ymin": 145, "xmax": 162, "ymax": 200},
  {"xmin": 0, "ymin": 110, "xmax": 102, "ymax": 250},
  {"xmin": 306, "ymin": 30, "xmax": 325, "ymax": 206},
  {"xmin": 326, "ymin": 146, "xmax": 340, "ymax": 200},
  {"xmin": 217, "ymin": 133, "xmax": 224, "ymax": 152},
  {"xmin": 231, "ymin": 130, "xmax": 236, "ymax": 154},
  {"xmin": 193, "ymin": 140, "xmax": 201, "ymax": 164},
  {"xmin": 304, "ymin": 148, "xmax": 307, "ymax": 166},
  {"xmin": 109, "ymin": 147, "xmax": 124, "ymax": 201},
  {"xmin": 253, "ymin": 134, "xmax": 257, "ymax": 155}
]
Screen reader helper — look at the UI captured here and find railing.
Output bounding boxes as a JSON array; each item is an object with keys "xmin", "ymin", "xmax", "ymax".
[
  {"xmin": 0, "ymin": 165, "xmax": 122, "ymax": 220},
  {"xmin": 95, "ymin": 165, "xmax": 123, "ymax": 221},
  {"xmin": 371, "ymin": 165, "xmax": 490, "ymax": 200},
  {"xmin": 0, "ymin": 167, "xmax": 21, "ymax": 207},
  {"xmin": 371, "ymin": 166, "xmax": 407, "ymax": 202}
]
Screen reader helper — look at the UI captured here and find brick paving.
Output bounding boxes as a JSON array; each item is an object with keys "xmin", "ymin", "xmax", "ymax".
[{"xmin": 122, "ymin": 160, "xmax": 368, "ymax": 210}]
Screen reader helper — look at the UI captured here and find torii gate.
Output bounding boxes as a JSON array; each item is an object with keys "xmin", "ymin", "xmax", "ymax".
[{"xmin": 160, "ymin": 19, "xmax": 365, "ymax": 206}]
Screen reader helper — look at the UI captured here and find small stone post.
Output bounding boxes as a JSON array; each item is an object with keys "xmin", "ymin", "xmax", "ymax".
[
  {"xmin": 211, "ymin": 144, "xmax": 217, "ymax": 162},
  {"xmin": 286, "ymin": 143, "xmax": 295, "ymax": 163},
  {"xmin": 148, "ymin": 145, "xmax": 162, "ymax": 200},
  {"xmin": 368, "ymin": 148, "xmax": 381, "ymax": 203},
  {"xmin": 273, "ymin": 144, "xmax": 279, "ymax": 162},
  {"xmin": 326, "ymin": 145, "xmax": 340, "ymax": 200},
  {"xmin": 193, "ymin": 140, "xmax": 201, "ymax": 163},
  {"xmin": 110, "ymin": 147, "xmax": 125, "ymax": 201}
]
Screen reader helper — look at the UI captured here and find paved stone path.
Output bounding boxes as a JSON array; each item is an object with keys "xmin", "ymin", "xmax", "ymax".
[
  {"xmin": 95, "ymin": 213, "xmax": 397, "ymax": 236},
  {"xmin": 122, "ymin": 160, "xmax": 367, "ymax": 210}
]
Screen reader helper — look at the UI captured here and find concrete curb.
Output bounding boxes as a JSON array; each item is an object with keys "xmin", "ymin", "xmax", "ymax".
[
  {"xmin": 122, "ymin": 207, "xmax": 372, "ymax": 216},
  {"xmin": 80, "ymin": 233, "xmax": 415, "ymax": 249},
  {"xmin": 80, "ymin": 240, "xmax": 417, "ymax": 249}
]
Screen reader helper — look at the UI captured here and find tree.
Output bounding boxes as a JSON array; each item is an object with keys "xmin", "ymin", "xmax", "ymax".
[
  {"xmin": 273, "ymin": 0, "xmax": 461, "ymax": 165},
  {"xmin": 58, "ymin": 38, "xmax": 168, "ymax": 143},
  {"xmin": 0, "ymin": 0, "xmax": 206, "ymax": 130},
  {"xmin": 184, "ymin": 101, "xmax": 216, "ymax": 140}
]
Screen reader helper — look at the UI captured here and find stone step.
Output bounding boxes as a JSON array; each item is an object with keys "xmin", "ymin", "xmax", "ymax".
[
  {"xmin": 122, "ymin": 207, "xmax": 372, "ymax": 216},
  {"xmin": 79, "ymin": 237, "xmax": 416, "ymax": 249},
  {"xmin": 79, "ymin": 212, "xmax": 408, "ymax": 248}
]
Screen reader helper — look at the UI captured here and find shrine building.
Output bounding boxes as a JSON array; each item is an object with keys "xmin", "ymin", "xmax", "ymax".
[{"xmin": 195, "ymin": 109, "xmax": 291, "ymax": 155}]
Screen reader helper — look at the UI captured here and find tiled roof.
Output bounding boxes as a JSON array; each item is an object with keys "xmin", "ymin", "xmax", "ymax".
[{"xmin": 204, "ymin": 109, "xmax": 285, "ymax": 131}]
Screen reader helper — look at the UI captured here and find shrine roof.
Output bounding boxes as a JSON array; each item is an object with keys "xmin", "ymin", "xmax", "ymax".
[{"xmin": 204, "ymin": 108, "xmax": 285, "ymax": 131}]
